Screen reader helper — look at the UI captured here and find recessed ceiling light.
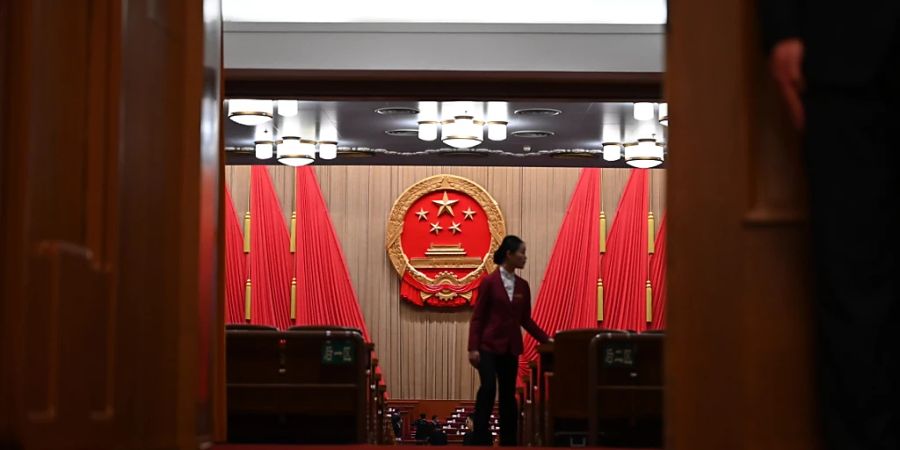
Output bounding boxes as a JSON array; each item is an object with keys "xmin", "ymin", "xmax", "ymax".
[
  {"xmin": 384, "ymin": 129, "xmax": 420, "ymax": 137},
  {"xmin": 375, "ymin": 106, "xmax": 420, "ymax": 115},
  {"xmin": 513, "ymin": 108, "xmax": 562, "ymax": 116},
  {"xmin": 510, "ymin": 130, "xmax": 556, "ymax": 138}
]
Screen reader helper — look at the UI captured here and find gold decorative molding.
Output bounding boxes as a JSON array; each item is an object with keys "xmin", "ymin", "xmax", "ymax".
[{"xmin": 386, "ymin": 174, "xmax": 506, "ymax": 289}]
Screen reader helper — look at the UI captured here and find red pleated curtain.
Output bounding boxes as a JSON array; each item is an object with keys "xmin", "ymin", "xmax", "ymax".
[
  {"xmin": 649, "ymin": 214, "xmax": 667, "ymax": 330},
  {"xmin": 293, "ymin": 167, "xmax": 371, "ymax": 341},
  {"xmin": 224, "ymin": 189, "xmax": 247, "ymax": 324},
  {"xmin": 520, "ymin": 168, "xmax": 602, "ymax": 376},
  {"xmin": 249, "ymin": 166, "xmax": 293, "ymax": 329},
  {"xmin": 601, "ymin": 169, "xmax": 650, "ymax": 331}
]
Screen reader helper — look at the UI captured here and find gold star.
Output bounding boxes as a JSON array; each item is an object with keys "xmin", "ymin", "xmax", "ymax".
[
  {"xmin": 416, "ymin": 208, "xmax": 429, "ymax": 221},
  {"xmin": 432, "ymin": 191, "xmax": 459, "ymax": 217},
  {"xmin": 449, "ymin": 222, "xmax": 462, "ymax": 234},
  {"xmin": 430, "ymin": 222, "xmax": 443, "ymax": 234},
  {"xmin": 462, "ymin": 207, "xmax": 476, "ymax": 221}
]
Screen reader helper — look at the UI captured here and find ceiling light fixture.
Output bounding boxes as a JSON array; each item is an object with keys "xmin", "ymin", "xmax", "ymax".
[
  {"xmin": 602, "ymin": 142, "xmax": 622, "ymax": 162},
  {"xmin": 442, "ymin": 115, "xmax": 484, "ymax": 149},
  {"xmin": 254, "ymin": 140, "xmax": 274, "ymax": 159},
  {"xmin": 228, "ymin": 99, "xmax": 273, "ymax": 126},
  {"xmin": 277, "ymin": 100, "xmax": 298, "ymax": 117},
  {"xmin": 633, "ymin": 102, "xmax": 655, "ymax": 121},
  {"xmin": 318, "ymin": 141, "xmax": 338, "ymax": 160},
  {"xmin": 487, "ymin": 121, "xmax": 508, "ymax": 141},
  {"xmin": 658, "ymin": 103, "xmax": 668, "ymax": 126},
  {"xmin": 277, "ymin": 137, "xmax": 316, "ymax": 166},
  {"xmin": 624, "ymin": 138, "xmax": 664, "ymax": 168}
]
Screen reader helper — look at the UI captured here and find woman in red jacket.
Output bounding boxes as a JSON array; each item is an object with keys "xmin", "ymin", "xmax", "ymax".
[{"xmin": 468, "ymin": 235, "xmax": 550, "ymax": 446}]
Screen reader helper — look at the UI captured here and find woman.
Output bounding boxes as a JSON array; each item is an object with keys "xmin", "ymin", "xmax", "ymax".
[{"xmin": 468, "ymin": 235, "xmax": 550, "ymax": 446}]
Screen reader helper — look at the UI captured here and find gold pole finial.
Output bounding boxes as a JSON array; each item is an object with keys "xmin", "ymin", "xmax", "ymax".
[
  {"xmin": 645, "ymin": 279, "xmax": 653, "ymax": 323},
  {"xmin": 648, "ymin": 211, "xmax": 656, "ymax": 254}
]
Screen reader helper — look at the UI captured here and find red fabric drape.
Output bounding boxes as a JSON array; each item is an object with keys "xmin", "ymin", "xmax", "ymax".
[
  {"xmin": 249, "ymin": 166, "xmax": 293, "ymax": 329},
  {"xmin": 293, "ymin": 167, "xmax": 371, "ymax": 341},
  {"xmin": 519, "ymin": 168, "xmax": 602, "ymax": 377},
  {"xmin": 649, "ymin": 214, "xmax": 667, "ymax": 330},
  {"xmin": 224, "ymin": 189, "xmax": 247, "ymax": 324},
  {"xmin": 602, "ymin": 169, "xmax": 649, "ymax": 331}
]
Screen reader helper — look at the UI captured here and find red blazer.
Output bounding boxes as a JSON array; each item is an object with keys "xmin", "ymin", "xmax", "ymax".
[{"xmin": 468, "ymin": 269, "xmax": 549, "ymax": 355}]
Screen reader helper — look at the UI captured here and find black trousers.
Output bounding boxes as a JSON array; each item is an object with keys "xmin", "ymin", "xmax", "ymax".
[
  {"xmin": 804, "ymin": 35, "xmax": 900, "ymax": 450},
  {"xmin": 472, "ymin": 351, "xmax": 519, "ymax": 446}
]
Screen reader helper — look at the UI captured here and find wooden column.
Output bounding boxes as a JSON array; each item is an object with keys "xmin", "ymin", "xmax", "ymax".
[
  {"xmin": 666, "ymin": 1, "xmax": 819, "ymax": 450},
  {"xmin": 0, "ymin": 0, "xmax": 222, "ymax": 449}
]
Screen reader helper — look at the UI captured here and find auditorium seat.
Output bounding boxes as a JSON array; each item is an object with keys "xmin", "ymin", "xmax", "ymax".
[
  {"xmin": 543, "ymin": 328, "xmax": 626, "ymax": 446},
  {"xmin": 588, "ymin": 332, "xmax": 663, "ymax": 447},
  {"xmin": 225, "ymin": 327, "xmax": 371, "ymax": 444}
]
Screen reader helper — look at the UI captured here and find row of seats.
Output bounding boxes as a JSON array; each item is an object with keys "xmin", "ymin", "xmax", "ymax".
[
  {"xmin": 520, "ymin": 328, "xmax": 664, "ymax": 447},
  {"xmin": 225, "ymin": 324, "xmax": 390, "ymax": 444}
]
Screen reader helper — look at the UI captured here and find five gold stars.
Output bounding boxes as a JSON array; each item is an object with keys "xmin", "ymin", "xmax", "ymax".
[{"xmin": 432, "ymin": 191, "xmax": 459, "ymax": 217}]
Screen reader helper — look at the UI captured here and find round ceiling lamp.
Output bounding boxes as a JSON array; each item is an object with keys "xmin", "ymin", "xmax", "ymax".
[
  {"xmin": 633, "ymin": 102, "xmax": 655, "ymax": 121},
  {"xmin": 624, "ymin": 138, "xmax": 664, "ymax": 168},
  {"xmin": 318, "ymin": 141, "xmax": 338, "ymax": 160},
  {"xmin": 277, "ymin": 137, "xmax": 316, "ymax": 166},
  {"xmin": 228, "ymin": 99, "xmax": 273, "ymax": 126},
  {"xmin": 602, "ymin": 142, "xmax": 622, "ymax": 162},
  {"xmin": 254, "ymin": 140, "xmax": 274, "ymax": 159},
  {"xmin": 442, "ymin": 116, "xmax": 483, "ymax": 149}
]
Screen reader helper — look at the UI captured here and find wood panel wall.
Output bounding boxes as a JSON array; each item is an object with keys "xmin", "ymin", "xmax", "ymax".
[{"xmin": 226, "ymin": 165, "xmax": 666, "ymax": 399}]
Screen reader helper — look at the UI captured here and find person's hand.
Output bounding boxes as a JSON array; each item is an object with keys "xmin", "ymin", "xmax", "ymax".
[
  {"xmin": 468, "ymin": 350, "xmax": 480, "ymax": 368},
  {"xmin": 769, "ymin": 38, "xmax": 805, "ymax": 131}
]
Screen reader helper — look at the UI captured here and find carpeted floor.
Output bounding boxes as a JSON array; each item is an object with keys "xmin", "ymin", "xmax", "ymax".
[{"xmin": 213, "ymin": 445, "xmax": 659, "ymax": 450}]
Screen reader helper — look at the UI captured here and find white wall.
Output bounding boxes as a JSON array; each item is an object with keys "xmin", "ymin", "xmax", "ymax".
[{"xmin": 224, "ymin": 23, "xmax": 665, "ymax": 72}]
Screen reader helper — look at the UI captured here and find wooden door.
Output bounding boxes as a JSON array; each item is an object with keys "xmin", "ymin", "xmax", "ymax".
[
  {"xmin": 665, "ymin": 1, "xmax": 820, "ymax": 450},
  {"xmin": 0, "ymin": 0, "xmax": 222, "ymax": 448}
]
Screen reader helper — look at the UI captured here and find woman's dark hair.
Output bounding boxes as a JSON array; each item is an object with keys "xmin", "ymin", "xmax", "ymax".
[{"xmin": 493, "ymin": 235, "xmax": 524, "ymax": 265}]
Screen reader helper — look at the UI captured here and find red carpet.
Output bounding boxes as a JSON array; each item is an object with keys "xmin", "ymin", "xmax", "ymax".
[{"xmin": 213, "ymin": 445, "xmax": 658, "ymax": 450}]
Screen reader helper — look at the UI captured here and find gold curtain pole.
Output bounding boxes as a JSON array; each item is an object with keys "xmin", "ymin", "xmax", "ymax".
[
  {"xmin": 290, "ymin": 277, "xmax": 297, "ymax": 321},
  {"xmin": 290, "ymin": 211, "xmax": 297, "ymax": 253},
  {"xmin": 244, "ymin": 279, "xmax": 252, "ymax": 322},
  {"xmin": 597, "ymin": 278, "xmax": 604, "ymax": 321},
  {"xmin": 243, "ymin": 212, "xmax": 251, "ymax": 253}
]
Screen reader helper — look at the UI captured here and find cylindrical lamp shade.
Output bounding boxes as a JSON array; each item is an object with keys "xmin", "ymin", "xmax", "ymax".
[
  {"xmin": 318, "ymin": 141, "xmax": 338, "ymax": 160},
  {"xmin": 278, "ymin": 137, "xmax": 316, "ymax": 166},
  {"xmin": 442, "ymin": 116, "xmax": 483, "ymax": 148},
  {"xmin": 658, "ymin": 102, "xmax": 669, "ymax": 126},
  {"xmin": 602, "ymin": 143, "xmax": 622, "ymax": 162},
  {"xmin": 228, "ymin": 99, "xmax": 273, "ymax": 126},
  {"xmin": 277, "ymin": 99, "xmax": 298, "ymax": 117},
  {"xmin": 418, "ymin": 121, "xmax": 439, "ymax": 141},
  {"xmin": 633, "ymin": 102, "xmax": 655, "ymax": 121},
  {"xmin": 624, "ymin": 138, "xmax": 664, "ymax": 168},
  {"xmin": 255, "ymin": 141, "xmax": 274, "ymax": 159},
  {"xmin": 487, "ymin": 121, "xmax": 508, "ymax": 141}
]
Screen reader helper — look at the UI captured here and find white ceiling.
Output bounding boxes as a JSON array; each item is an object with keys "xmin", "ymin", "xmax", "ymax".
[{"xmin": 223, "ymin": 0, "xmax": 667, "ymax": 24}]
